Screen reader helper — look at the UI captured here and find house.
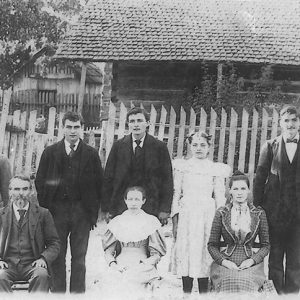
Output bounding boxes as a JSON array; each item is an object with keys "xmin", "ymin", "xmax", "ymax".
[
  {"xmin": 12, "ymin": 45, "xmax": 104, "ymax": 123},
  {"xmin": 54, "ymin": 0, "xmax": 300, "ymax": 113}
]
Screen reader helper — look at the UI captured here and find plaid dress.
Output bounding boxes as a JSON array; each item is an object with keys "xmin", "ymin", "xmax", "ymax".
[{"xmin": 208, "ymin": 204, "xmax": 271, "ymax": 293}]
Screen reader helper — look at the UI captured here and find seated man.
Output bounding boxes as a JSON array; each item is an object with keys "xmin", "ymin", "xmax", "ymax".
[{"xmin": 0, "ymin": 175, "xmax": 60, "ymax": 292}]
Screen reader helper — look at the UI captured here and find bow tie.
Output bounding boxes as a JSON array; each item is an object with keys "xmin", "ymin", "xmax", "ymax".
[{"xmin": 286, "ymin": 138, "xmax": 298, "ymax": 144}]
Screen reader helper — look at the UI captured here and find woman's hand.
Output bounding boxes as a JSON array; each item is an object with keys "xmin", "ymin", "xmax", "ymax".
[
  {"xmin": 221, "ymin": 259, "xmax": 239, "ymax": 270},
  {"xmin": 239, "ymin": 258, "xmax": 255, "ymax": 270}
]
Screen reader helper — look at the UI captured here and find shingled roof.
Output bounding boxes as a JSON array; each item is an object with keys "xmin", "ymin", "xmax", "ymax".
[{"xmin": 55, "ymin": 0, "xmax": 300, "ymax": 66}]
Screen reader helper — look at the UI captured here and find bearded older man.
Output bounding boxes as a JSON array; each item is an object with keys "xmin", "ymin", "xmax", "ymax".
[{"xmin": 0, "ymin": 175, "xmax": 60, "ymax": 292}]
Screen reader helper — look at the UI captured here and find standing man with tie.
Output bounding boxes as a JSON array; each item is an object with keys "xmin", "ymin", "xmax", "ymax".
[
  {"xmin": 35, "ymin": 111, "xmax": 103, "ymax": 293},
  {"xmin": 0, "ymin": 175, "xmax": 60, "ymax": 292},
  {"xmin": 102, "ymin": 107, "xmax": 173, "ymax": 224},
  {"xmin": 254, "ymin": 105, "xmax": 300, "ymax": 294}
]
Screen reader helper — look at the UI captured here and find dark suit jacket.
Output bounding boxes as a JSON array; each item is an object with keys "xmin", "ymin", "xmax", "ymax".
[
  {"xmin": 0, "ymin": 155, "xmax": 11, "ymax": 207},
  {"xmin": 208, "ymin": 203, "xmax": 270, "ymax": 265},
  {"xmin": 35, "ymin": 139, "xmax": 103, "ymax": 226},
  {"xmin": 253, "ymin": 135, "xmax": 300, "ymax": 228},
  {"xmin": 102, "ymin": 133, "xmax": 173, "ymax": 216},
  {"xmin": 0, "ymin": 203, "xmax": 60, "ymax": 266}
]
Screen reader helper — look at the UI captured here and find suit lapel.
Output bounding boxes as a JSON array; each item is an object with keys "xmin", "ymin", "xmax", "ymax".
[
  {"xmin": 54, "ymin": 140, "xmax": 66, "ymax": 174},
  {"xmin": 220, "ymin": 205, "xmax": 237, "ymax": 243},
  {"xmin": 271, "ymin": 135, "xmax": 283, "ymax": 182},
  {"xmin": 244, "ymin": 206, "xmax": 261, "ymax": 244},
  {"xmin": 122, "ymin": 135, "xmax": 134, "ymax": 169},
  {"xmin": 28, "ymin": 204, "xmax": 40, "ymax": 246},
  {"xmin": 143, "ymin": 134, "xmax": 155, "ymax": 171}
]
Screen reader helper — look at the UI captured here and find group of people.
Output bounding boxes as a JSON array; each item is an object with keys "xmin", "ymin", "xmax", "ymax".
[{"xmin": 0, "ymin": 104, "xmax": 299, "ymax": 296}]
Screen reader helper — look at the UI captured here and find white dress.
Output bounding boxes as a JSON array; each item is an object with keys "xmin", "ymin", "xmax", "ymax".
[{"xmin": 171, "ymin": 157, "xmax": 231, "ymax": 278}]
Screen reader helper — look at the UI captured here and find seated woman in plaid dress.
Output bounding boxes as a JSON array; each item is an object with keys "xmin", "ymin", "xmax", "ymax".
[{"xmin": 207, "ymin": 171, "xmax": 271, "ymax": 293}]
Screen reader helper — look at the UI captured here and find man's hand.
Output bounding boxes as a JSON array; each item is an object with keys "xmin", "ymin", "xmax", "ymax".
[
  {"xmin": 239, "ymin": 258, "xmax": 255, "ymax": 270},
  {"xmin": 221, "ymin": 259, "xmax": 239, "ymax": 270},
  {"xmin": 32, "ymin": 258, "xmax": 47, "ymax": 268},
  {"xmin": 0, "ymin": 261, "xmax": 8, "ymax": 269},
  {"xmin": 90, "ymin": 223, "xmax": 97, "ymax": 231},
  {"xmin": 102, "ymin": 212, "xmax": 113, "ymax": 223},
  {"xmin": 158, "ymin": 212, "xmax": 170, "ymax": 226}
]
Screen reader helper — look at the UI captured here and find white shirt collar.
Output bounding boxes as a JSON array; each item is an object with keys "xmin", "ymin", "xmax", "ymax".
[
  {"xmin": 132, "ymin": 134, "xmax": 146, "ymax": 149},
  {"xmin": 64, "ymin": 139, "xmax": 80, "ymax": 154},
  {"xmin": 13, "ymin": 202, "xmax": 29, "ymax": 221},
  {"xmin": 283, "ymin": 133, "xmax": 299, "ymax": 143}
]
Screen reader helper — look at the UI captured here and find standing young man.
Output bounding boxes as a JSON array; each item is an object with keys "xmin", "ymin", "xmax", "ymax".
[
  {"xmin": 254, "ymin": 105, "xmax": 300, "ymax": 294},
  {"xmin": 102, "ymin": 107, "xmax": 173, "ymax": 225},
  {"xmin": 35, "ymin": 111, "xmax": 103, "ymax": 293}
]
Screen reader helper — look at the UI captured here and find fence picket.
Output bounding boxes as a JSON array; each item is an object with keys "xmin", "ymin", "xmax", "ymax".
[
  {"xmin": 238, "ymin": 109, "xmax": 249, "ymax": 172},
  {"xmin": 177, "ymin": 107, "xmax": 186, "ymax": 158},
  {"xmin": 15, "ymin": 111, "xmax": 27, "ymax": 174},
  {"xmin": 227, "ymin": 108, "xmax": 238, "ymax": 169},
  {"xmin": 271, "ymin": 108, "xmax": 279, "ymax": 139},
  {"xmin": 260, "ymin": 109, "xmax": 269, "ymax": 149},
  {"xmin": 9, "ymin": 110, "xmax": 21, "ymax": 173},
  {"xmin": 208, "ymin": 108, "xmax": 217, "ymax": 160},
  {"xmin": 189, "ymin": 107, "xmax": 196, "ymax": 134},
  {"xmin": 199, "ymin": 108, "xmax": 207, "ymax": 132},
  {"xmin": 167, "ymin": 106, "xmax": 176, "ymax": 157},
  {"xmin": 218, "ymin": 108, "xmax": 227, "ymax": 162},
  {"xmin": 158, "ymin": 106, "xmax": 167, "ymax": 141},
  {"xmin": 105, "ymin": 102, "xmax": 116, "ymax": 158},
  {"xmin": 24, "ymin": 110, "xmax": 37, "ymax": 175},
  {"xmin": 117, "ymin": 102, "xmax": 127, "ymax": 139},
  {"xmin": 249, "ymin": 109, "xmax": 259, "ymax": 186},
  {"xmin": 148, "ymin": 105, "xmax": 157, "ymax": 136}
]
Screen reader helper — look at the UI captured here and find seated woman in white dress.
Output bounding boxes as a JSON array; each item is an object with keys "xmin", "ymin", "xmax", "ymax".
[
  {"xmin": 171, "ymin": 131, "xmax": 231, "ymax": 294},
  {"xmin": 102, "ymin": 186, "xmax": 166, "ymax": 294},
  {"xmin": 208, "ymin": 171, "xmax": 272, "ymax": 293}
]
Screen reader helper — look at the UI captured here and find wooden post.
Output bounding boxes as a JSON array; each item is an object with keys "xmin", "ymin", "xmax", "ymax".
[
  {"xmin": 78, "ymin": 62, "xmax": 87, "ymax": 114},
  {"xmin": 217, "ymin": 63, "xmax": 223, "ymax": 100},
  {"xmin": 0, "ymin": 88, "xmax": 12, "ymax": 154}
]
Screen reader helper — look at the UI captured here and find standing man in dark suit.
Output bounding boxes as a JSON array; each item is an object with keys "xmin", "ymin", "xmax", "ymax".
[
  {"xmin": 102, "ymin": 107, "xmax": 173, "ymax": 225},
  {"xmin": 35, "ymin": 111, "xmax": 103, "ymax": 293},
  {"xmin": 0, "ymin": 175, "xmax": 60, "ymax": 292},
  {"xmin": 254, "ymin": 105, "xmax": 300, "ymax": 294}
]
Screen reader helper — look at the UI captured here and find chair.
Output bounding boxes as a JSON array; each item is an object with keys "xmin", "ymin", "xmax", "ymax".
[{"xmin": 12, "ymin": 280, "xmax": 29, "ymax": 291}]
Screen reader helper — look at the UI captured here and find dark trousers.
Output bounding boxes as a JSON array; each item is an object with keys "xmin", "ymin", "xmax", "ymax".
[
  {"xmin": 269, "ymin": 223, "xmax": 300, "ymax": 294},
  {"xmin": 51, "ymin": 201, "xmax": 90, "ymax": 293},
  {"xmin": 0, "ymin": 262, "xmax": 49, "ymax": 292}
]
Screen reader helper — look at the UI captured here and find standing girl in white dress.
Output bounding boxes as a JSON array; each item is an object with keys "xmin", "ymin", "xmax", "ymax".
[{"xmin": 171, "ymin": 131, "xmax": 231, "ymax": 294}]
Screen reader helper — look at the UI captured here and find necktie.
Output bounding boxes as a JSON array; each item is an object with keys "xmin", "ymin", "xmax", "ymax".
[
  {"xmin": 18, "ymin": 209, "xmax": 26, "ymax": 226},
  {"xmin": 69, "ymin": 144, "xmax": 76, "ymax": 158},
  {"xmin": 135, "ymin": 140, "xmax": 142, "ymax": 157},
  {"xmin": 286, "ymin": 138, "xmax": 298, "ymax": 143}
]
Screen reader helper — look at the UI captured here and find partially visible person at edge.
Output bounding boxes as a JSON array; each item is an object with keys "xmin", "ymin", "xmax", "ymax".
[
  {"xmin": 35, "ymin": 111, "xmax": 103, "ymax": 293},
  {"xmin": 0, "ymin": 175, "xmax": 60, "ymax": 292},
  {"xmin": 0, "ymin": 155, "xmax": 11, "ymax": 207},
  {"xmin": 208, "ymin": 171, "xmax": 272, "ymax": 293},
  {"xmin": 102, "ymin": 107, "xmax": 173, "ymax": 225},
  {"xmin": 102, "ymin": 186, "xmax": 166, "ymax": 297},
  {"xmin": 253, "ymin": 105, "xmax": 300, "ymax": 294},
  {"xmin": 171, "ymin": 131, "xmax": 231, "ymax": 294}
]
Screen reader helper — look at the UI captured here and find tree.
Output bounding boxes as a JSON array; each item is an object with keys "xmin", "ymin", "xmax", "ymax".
[{"xmin": 0, "ymin": 0, "xmax": 86, "ymax": 90}]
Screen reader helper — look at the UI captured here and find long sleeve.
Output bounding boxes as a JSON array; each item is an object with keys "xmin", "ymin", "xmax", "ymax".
[
  {"xmin": 148, "ymin": 228, "xmax": 167, "ymax": 264},
  {"xmin": 251, "ymin": 209, "xmax": 270, "ymax": 264},
  {"xmin": 102, "ymin": 229, "xmax": 118, "ymax": 265},
  {"xmin": 253, "ymin": 142, "xmax": 272, "ymax": 207},
  {"xmin": 102, "ymin": 142, "xmax": 118, "ymax": 213},
  {"xmin": 207, "ymin": 209, "xmax": 227, "ymax": 265},
  {"xmin": 171, "ymin": 159, "xmax": 184, "ymax": 217},
  {"xmin": 158, "ymin": 144, "xmax": 174, "ymax": 213}
]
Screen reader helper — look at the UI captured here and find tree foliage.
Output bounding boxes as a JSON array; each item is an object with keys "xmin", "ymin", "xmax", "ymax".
[{"xmin": 0, "ymin": 0, "xmax": 86, "ymax": 89}]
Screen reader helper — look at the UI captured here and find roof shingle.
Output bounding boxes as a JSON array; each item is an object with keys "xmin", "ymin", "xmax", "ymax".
[{"xmin": 55, "ymin": 0, "xmax": 300, "ymax": 65}]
